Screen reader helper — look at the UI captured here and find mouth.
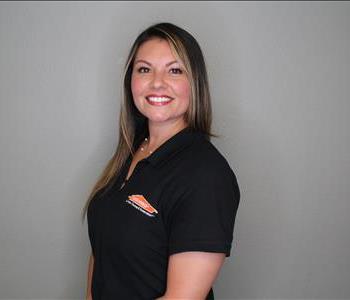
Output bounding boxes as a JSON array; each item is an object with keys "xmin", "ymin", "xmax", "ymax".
[{"xmin": 145, "ymin": 95, "xmax": 174, "ymax": 106}]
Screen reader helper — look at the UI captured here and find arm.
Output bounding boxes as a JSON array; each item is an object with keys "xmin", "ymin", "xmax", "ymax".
[
  {"xmin": 86, "ymin": 253, "xmax": 94, "ymax": 300},
  {"xmin": 157, "ymin": 251, "xmax": 225, "ymax": 300}
]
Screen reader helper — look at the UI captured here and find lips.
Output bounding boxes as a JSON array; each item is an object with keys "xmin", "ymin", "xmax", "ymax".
[{"xmin": 146, "ymin": 95, "xmax": 174, "ymax": 106}]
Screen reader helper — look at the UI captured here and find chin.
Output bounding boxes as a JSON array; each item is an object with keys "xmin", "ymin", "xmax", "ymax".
[
  {"xmin": 141, "ymin": 111, "xmax": 168, "ymax": 121},
  {"xmin": 147, "ymin": 117, "xmax": 173, "ymax": 124}
]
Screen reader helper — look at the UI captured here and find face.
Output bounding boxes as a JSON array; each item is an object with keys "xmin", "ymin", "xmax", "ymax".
[{"xmin": 131, "ymin": 38, "xmax": 191, "ymax": 128}]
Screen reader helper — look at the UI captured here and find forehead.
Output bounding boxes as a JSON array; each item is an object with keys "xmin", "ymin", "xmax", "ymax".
[{"xmin": 134, "ymin": 38, "xmax": 178, "ymax": 61}]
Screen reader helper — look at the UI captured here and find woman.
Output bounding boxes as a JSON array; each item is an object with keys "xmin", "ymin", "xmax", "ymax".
[{"xmin": 84, "ymin": 22, "xmax": 240, "ymax": 300}]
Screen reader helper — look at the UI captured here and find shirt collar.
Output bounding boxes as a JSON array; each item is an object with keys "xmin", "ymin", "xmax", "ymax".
[{"xmin": 133, "ymin": 126, "xmax": 205, "ymax": 168}]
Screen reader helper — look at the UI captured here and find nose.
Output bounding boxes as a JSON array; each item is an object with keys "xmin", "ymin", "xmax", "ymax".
[{"xmin": 150, "ymin": 70, "xmax": 167, "ymax": 89}]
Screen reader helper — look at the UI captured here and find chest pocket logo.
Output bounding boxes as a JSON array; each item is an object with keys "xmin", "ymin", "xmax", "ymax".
[{"xmin": 126, "ymin": 194, "xmax": 158, "ymax": 217}]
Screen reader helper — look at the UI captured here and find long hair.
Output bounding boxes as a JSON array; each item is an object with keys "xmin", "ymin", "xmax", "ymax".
[{"xmin": 82, "ymin": 22, "xmax": 216, "ymax": 220}]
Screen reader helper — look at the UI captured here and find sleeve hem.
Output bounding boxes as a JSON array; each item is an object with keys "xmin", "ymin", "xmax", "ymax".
[{"xmin": 168, "ymin": 242, "xmax": 232, "ymax": 257}]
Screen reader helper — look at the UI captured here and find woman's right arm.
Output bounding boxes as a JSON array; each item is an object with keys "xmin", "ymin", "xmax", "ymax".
[{"xmin": 86, "ymin": 253, "xmax": 94, "ymax": 300}]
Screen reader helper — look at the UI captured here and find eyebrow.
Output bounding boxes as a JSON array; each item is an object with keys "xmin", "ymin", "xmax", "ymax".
[{"xmin": 134, "ymin": 59, "xmax": 179, "ymax": 67}]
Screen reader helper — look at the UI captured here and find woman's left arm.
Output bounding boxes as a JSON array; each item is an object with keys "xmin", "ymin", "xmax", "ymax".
[{"xmin": 157, "ymin": 251, "xmax": 226, "ymax": 300}]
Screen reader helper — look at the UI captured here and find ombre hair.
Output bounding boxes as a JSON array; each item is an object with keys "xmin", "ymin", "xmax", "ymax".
[{"xmin": 82, "ymin": 22, "xmax": 216, "ymax": 219}]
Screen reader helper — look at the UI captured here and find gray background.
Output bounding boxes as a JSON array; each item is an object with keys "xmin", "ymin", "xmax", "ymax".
[{"xmin": 0, "ymin": 2, "xmax": 349, "ymax": 299}]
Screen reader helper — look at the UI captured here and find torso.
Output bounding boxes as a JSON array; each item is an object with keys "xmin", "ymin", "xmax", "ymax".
[{"xmin": 87, "ymin": 128, "xmax": 237, "ymax": 300}]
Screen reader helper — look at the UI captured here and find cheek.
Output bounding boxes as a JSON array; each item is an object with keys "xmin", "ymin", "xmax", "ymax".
[
  {"xmin": 177, "ymin": 80, "xmax": 191, "ymax": 103},
  {"xmin": 131, "ymin": 75, "xmax": 144, "ymax": 98}
]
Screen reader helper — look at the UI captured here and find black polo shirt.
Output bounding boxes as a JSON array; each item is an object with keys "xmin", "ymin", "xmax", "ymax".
[{"xmin": 87, "ymin": 126, "xmax": 240, "ymax": 300}]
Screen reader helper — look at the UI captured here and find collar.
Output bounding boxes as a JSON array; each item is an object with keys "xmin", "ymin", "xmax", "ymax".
[{"xmin": 133, "ymin": 126, "xmax": 206, "ymax": 168}]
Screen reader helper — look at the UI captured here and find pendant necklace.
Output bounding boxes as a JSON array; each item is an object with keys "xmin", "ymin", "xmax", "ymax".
[{"xmin": 140, "ymin": 137, "xmax": 153, "ymax": 155}]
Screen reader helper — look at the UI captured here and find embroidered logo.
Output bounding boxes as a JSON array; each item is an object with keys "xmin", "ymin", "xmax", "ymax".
[{"xmin": 126, "ymin": 194, "xmax": 158, "ymax": 217}]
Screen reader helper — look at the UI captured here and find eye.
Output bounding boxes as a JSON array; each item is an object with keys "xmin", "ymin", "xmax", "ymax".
[
  {"xmin": 137, "ymin": 67, "xmax": 150, "ymax": 73},
  {"xmin": 170, "ymin": 68, "xmax": 183, "ymax": 74}
]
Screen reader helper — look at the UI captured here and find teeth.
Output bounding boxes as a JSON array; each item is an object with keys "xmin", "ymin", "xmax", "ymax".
[{"xmin": 147, "ymin": 97, "xmax": 172, "ymax": 102}]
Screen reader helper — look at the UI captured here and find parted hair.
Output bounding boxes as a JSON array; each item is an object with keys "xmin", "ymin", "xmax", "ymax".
[{"xmin": 82, "ymin": 22, "xmax": 215, "ymax": 220}]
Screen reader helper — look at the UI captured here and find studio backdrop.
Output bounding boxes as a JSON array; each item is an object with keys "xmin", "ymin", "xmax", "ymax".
[{"xmin": 0, "ymin": 2, "xmax": 349, "ymax": 299}]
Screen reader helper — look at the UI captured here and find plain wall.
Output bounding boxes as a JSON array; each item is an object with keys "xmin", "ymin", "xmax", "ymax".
[{"xmin": 0, "ymin": 2, "xmax": 349, "ymax": 299}]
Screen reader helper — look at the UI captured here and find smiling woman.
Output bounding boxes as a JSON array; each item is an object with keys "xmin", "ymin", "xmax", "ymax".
[{"xmin": 83, "ymin": 22, "xmax": 240, "ymax": 300}]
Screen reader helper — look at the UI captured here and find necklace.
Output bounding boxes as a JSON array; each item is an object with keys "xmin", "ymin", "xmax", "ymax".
[{"xmin": 140, "ymin": 137, "xmax": 153, "ymax": 155}]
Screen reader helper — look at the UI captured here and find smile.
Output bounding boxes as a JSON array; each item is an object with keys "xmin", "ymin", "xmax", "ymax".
[{"xmin": 146, "ymin": 96, "xmax": 173, "ymax": 106}]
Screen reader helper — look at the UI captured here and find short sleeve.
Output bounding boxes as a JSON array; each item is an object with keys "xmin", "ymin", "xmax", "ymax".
[{"xmin": 167, "ymin": 164, "xmax": 240, "ymax": 257}]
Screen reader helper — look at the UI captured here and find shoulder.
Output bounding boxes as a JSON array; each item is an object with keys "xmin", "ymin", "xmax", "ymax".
[
  {"xmin": 187, "ymin": 132, "xmax": 237, "ymax": 179},
  {"xmin": 161, "ymin": 131, "xmax": 240, "ymax": 218},
  {"xmin": 164, "ymin": 132, "xmax": 240, "ymax": 212},
  {"xmin": 167, "ymin": 131, "xmax": 240, "ymax": 196}
]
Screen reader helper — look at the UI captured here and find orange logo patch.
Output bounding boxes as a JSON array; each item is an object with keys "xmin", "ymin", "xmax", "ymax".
[{"xmin": 126, "ymin": 194, "xmax": 158, "ymax": 217}]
